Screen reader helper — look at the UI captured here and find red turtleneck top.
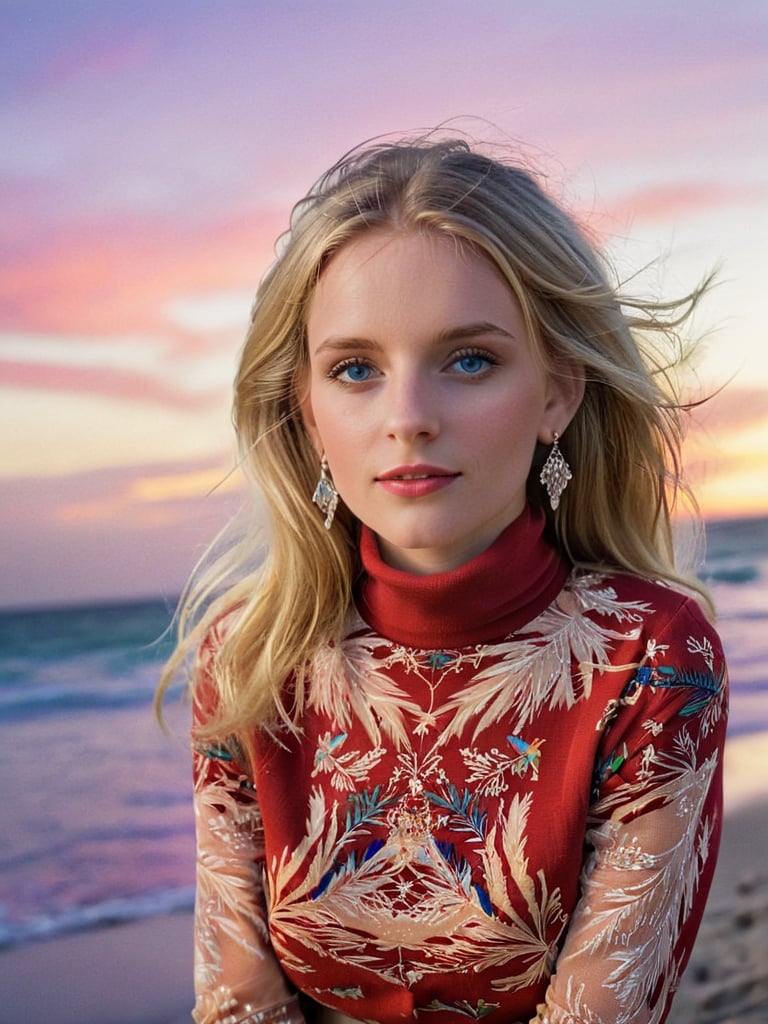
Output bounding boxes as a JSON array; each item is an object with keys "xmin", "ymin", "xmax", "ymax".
[{"xmin": 191, "ymin": 507, "xmax": 728, "ymax": 1024}]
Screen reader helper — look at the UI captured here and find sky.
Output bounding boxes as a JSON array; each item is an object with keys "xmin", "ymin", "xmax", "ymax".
[{"xmin": 1, "ymin": 0, "xmax": 767, "ymax": 609}]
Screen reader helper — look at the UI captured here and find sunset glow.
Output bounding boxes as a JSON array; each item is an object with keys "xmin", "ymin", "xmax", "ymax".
[{"xmin": 2, "ymin": 1, "xmax": 766, "ymax": 608}]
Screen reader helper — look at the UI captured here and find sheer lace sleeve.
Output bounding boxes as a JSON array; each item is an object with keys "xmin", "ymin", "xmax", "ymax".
[
  {"xmin": 191, "ymin": 635, "xmax": 304, "ymax": 1024},
  {"xmin": 531, "ymin": 596, "xmax": 728, "ymax": 1024}
]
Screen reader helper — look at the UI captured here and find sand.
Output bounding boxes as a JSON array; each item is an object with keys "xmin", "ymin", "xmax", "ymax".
[
  {"xmin": 2, "ymin": 734, "xmax": 766, "ymax": 1024},
  {"xmin": 669, "ymin": 799, "xmax": 768, "ymax": 1024},
  {"xmin": 0, "ymin": 913, "xmax": 193, "ymax": 1024}
]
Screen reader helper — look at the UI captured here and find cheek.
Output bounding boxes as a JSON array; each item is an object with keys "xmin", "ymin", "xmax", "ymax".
[
  {"xmin": 309, "ymin": 403, "xmax": 368, "ymax": 475},
  {"xmin": 467, "ymin": 390, "xmax": 543, "ymax": 446},
  {"xmin": 315, "ymin": 387, "xmax": 374, "ymax": 437}
]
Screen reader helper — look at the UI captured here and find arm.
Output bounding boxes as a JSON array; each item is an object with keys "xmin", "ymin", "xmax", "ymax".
[
  {"xmin": 191, "ymin": 638, "xmax": 304, "ymax": 1024},
  {"xmin": 532, "ymin": 598, "xmax": 728, "ymax": 1024}
]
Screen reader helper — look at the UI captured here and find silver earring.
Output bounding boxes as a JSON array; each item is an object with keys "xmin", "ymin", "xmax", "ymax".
[
  {"xmin": 312, "ymin": 454, "xmax": 339, "ymax": 529},
  {"xmin": 539, "ymin": 432, "xmax": 572, "ymax": 511}
]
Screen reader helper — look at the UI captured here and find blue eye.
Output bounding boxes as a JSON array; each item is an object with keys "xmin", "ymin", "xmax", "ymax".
[
  {"xmin": 342, "ymin": 364, "xmax": 370, "ymax": 382},
  {"xmin": 329, "ymin": 359, "xmax": 376, "ymax": 383},
  {"xmin": 452, "ymin": 352, "xmax": 493, "ymax": 375}
]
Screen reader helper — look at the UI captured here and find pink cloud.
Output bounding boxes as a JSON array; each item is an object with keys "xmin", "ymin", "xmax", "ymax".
[
  {"xmin": 600, "ymin": 182, "xmax": 767, "ymax": 228},
  {"xmin": 0, "ymin": 359, "xmax": 221, "ymax": 409},
  {"xmin": 689, "ymin": 386, "xmax": 768, "ymax": 433},
  {"xmin": 0, "ymin": 207, "xmax": 284, "ymax": 336}
]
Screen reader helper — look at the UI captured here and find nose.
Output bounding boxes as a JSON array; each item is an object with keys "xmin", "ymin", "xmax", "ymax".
[{"xmin": 384, "ymin": 374, "xmax": 439, "ymax": 443}]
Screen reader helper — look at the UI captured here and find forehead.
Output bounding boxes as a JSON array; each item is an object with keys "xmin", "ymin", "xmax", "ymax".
[
  {"xmin": 307, "ymin": 229, "xmax": 521, "ymax": 329},
  {"xmin": 319, "ymin": 228, "xmax": 477, "ymax": 279}
]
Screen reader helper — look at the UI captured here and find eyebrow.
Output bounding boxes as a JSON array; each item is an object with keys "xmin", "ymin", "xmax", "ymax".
[
  {"xmin": 436, "ymin": 321, "xmax": 516, "ymax": 344},
  {"xmin": 313, "ymin": 321, "xmax": 516, "ymax": 355}
]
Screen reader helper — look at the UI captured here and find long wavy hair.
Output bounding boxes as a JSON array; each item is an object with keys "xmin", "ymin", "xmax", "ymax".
[{"xmin": 156, "ymin": 134, "xmax": 714, "ymax": 745}]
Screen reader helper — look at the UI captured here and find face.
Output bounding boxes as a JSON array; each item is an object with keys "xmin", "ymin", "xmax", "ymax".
[{"xmin": 302, "ymin": 230, "xmax": 582, "ymax": 574}]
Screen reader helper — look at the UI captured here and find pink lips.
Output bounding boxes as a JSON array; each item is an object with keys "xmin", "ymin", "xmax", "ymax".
[{"xmin": 376, "ymin": 464, "xmax": 460, "ymax": 498}]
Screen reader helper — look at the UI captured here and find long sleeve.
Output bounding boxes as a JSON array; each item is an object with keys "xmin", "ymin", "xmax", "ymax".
[
  {"xmin": 531, "ymin": 596, "xmax": 728, "ymax": 1024},
  {"xmin": 191, "ymin": 637, "xmax": 304, "ymax": 1024}
]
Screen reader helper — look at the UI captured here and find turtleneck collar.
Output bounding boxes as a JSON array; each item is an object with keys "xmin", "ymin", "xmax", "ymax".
[{"xmin": 354, "ymin": 504, "xmax": 570, "ymax": 649}]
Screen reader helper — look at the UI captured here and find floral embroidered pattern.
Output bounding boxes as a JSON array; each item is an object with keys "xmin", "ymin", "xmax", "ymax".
[
  {"xmin": 462, "ymin": 736, "xmax": 545, "ymax": 794},
  {"xmin": 311, "ymin": 731, "xmax": 386, "ymax": 791},
  {"xmin": 192, "ymin": 571, "xmax": 728, "ymax": 1024},
  {"xmin": 438, "ymin": 575, "xmax": 652, "ymax": 742}
]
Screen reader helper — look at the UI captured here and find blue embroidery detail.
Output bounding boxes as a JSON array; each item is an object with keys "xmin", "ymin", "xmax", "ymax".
[{"xmin": 623, "ymin": 663, "xmax": 724, "ymax": 716}]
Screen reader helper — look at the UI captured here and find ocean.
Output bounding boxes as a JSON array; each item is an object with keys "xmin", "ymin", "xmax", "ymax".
[{"xmin": 2, "ymin": 515, "xmax": 767, "ymax": 952}]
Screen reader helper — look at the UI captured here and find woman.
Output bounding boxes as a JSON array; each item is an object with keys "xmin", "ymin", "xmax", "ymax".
[{"xmin": 159, "ymin": 136, "xmax": 728, "ymax": 1024}]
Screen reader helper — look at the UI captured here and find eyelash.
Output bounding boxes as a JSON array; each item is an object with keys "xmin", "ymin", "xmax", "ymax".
[
  {"xmin": 450, "ymin": 347, "xmax": 499, "ymax": 375},
  {"xmin": 325, "ymin": 347, "xmax": 500, "ymax": 384},
  {"xmin": 326, "ymin": 358, "xmax": 376, "ymax": 384}
]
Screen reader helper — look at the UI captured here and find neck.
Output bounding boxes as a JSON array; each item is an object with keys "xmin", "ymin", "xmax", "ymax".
[{"xmin": 355, "ymin": 504, "xmax": 570, "ymax": 648}]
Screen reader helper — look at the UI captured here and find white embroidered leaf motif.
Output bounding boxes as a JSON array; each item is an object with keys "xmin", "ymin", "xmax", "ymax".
[
  {"xmin": 311, "ymin": 731, "xmax": 386, "ymax": 792},
  {"xmin": 537, "ymin": 976, "xmax": 603, "ymax": 1024},
  {"xmin": 471, "ymin": 793, "xmax": 567, "ymax": 990},
  {"xmin": 308, "ymin": 629, "xmax": 422, "ymax": 747},
  {"xmin": 192, "ymin": 751, "xmax": 270, "ymax": 989},
  {"xmin": 267, "ymin": 784, "xmax": 567, "ymax": 991},
  {"xmin": 573, "ymin": 731, "xmax": 720, "ymax": 1023},
  {"xmin": 461, "ymin": 741, "xmax": 542, "ymax": 795},
  {"xmin": 442, "ymin": 576, "xmax": 650, "ymax": 741}
]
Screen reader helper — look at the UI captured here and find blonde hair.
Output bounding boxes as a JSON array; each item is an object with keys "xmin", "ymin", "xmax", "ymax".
[{"xmin": 157, "ymin": 134, "xmax": 714, "ymax": 745}]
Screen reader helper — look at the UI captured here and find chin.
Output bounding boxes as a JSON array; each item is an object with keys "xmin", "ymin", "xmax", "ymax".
[{"xmin": 377, "ymin": 531, "xmax": 472, "ymax": 573}]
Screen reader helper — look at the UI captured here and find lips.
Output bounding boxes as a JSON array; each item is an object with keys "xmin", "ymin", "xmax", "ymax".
[
  {"xmin": 376, "ymin": 464, "xmax": 458, "ymax": 481},
  {"xmin": 376, "ymin": 464, "xmax": 460, "ymax": 498}
]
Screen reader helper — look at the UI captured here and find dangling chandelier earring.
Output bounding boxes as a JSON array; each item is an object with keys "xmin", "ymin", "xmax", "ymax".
[
  {"xmin": 312, "ymin": 453, "xmax": 339, "ymax": 529},
  {"xmin": 539, "ymin": 432, "xmax": 572, "ymax": 511}
]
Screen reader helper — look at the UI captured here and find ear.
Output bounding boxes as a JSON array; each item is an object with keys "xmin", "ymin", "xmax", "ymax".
[{"xmin": 539, "ymin": 363, "xmax": 585, "ymax": 443}]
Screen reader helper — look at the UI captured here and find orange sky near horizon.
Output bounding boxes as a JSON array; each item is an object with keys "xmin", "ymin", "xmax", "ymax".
[{"xmin": 1, "ymin": 1, "xmax": 766, "ymax": 608}]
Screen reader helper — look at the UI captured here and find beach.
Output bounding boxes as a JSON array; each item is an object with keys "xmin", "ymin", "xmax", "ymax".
[
  {"xmin": 2, "ymin": 517, "xmax": 766, "ymax": 1022},
  {"xmin": 1, "ymin": 732, "xmax": 765, "ymax": 1024},
  {"xmin": 0, "ymin": 913, "xmax": 193, "ymax": 1024},
  {"xmin": 670, "ymin": 733, "xmax": 768, "ymax": 1024}
]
